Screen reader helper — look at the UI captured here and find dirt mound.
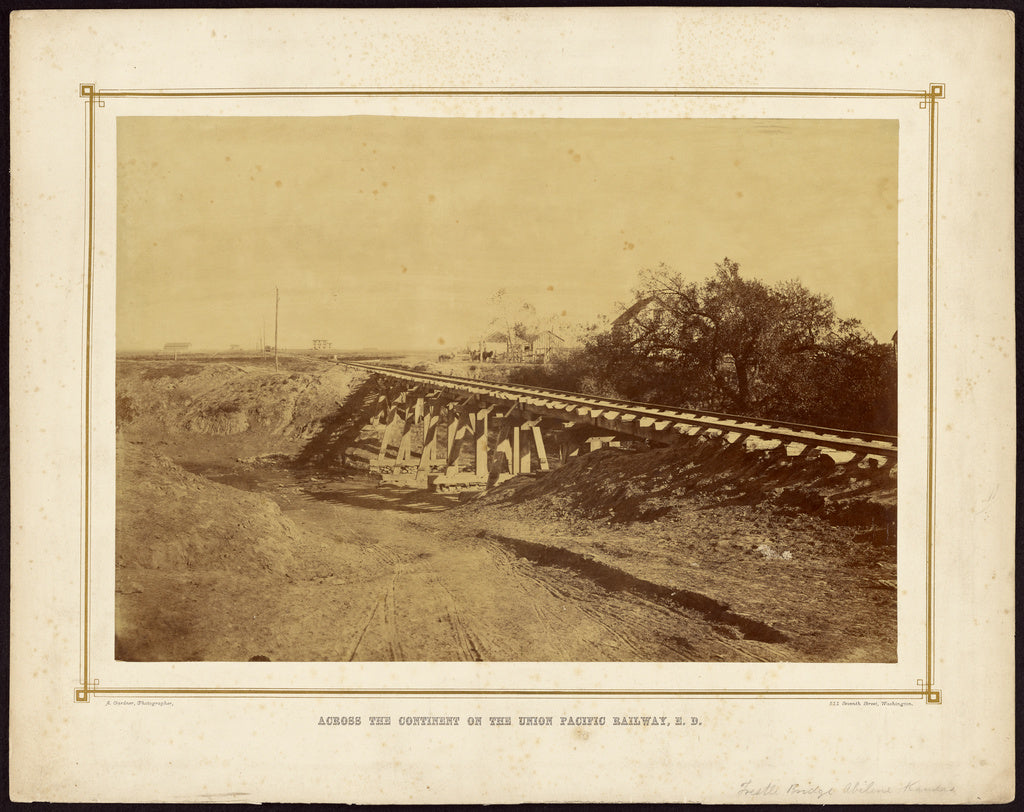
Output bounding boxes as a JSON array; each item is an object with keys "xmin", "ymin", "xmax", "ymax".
[
  {"xmin": 116, "ymin": 358, "xmax": 360, "ymax": 443},
  {"xmin": 471, "ymin": 439, "xmax": 896, "ymax": 531},
  {"xmin": 116, "ymin": 443, "xmax": 307, "ymax": 576},
  {"xmin": 451, "ymin": 441, "xmax": 897, "ymax": 661}
]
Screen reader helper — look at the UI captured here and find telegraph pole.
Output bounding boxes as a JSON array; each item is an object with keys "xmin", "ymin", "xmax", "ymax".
[{"xmin": 274, "ymin": 287, "xmax": 279, "ymax": 370}]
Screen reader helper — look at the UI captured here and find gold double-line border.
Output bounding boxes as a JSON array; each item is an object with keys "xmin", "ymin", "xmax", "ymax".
[{"xmin": 76, "ymin": 83, "xmax": 944, "ymax": 704}]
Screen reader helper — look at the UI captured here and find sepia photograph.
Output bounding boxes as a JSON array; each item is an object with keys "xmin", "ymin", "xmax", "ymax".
[{"xmin": 115, "ymin": 115, "xmax": 899, "ymax": 664}]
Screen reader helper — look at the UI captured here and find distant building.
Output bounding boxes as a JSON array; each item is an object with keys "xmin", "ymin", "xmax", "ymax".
[
  {"xmin": 313, "ymin": 339, "xmax": 332, "ymax": 351},
  {"xmin": 527, "ymin": 330, "xmax": 564, "ymax": 357},
  {"xmin": 163, "ymin": 342, "xmax": 191, "ymax": 359},
  {"xmin": 611, "ymin": 296, "xmax": 657, "ymax": 337},
  {"xmin": 482, "ymin": 331, "xmax": 508, "ymax": 358},
  {"xmin": 474, "ymin": 330, "xmax": 566, "ymax": 362}
]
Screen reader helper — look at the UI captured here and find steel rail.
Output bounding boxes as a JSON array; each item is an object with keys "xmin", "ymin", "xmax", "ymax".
[{"xmin": 339, "ymin": 360, "xmax": 897, "ymax": 459}]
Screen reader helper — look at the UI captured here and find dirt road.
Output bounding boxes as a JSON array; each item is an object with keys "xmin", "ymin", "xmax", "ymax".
[{"xmin": 118, "ymin": 459, "xmax": 791, "ymax": 661}]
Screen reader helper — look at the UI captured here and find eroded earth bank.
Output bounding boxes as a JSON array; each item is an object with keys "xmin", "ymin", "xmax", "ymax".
[{"xmin": 115, "ymin": 355, "xmax": 896, "ymax": 662}]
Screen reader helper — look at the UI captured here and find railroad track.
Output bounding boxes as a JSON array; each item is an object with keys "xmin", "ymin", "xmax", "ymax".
[{"xmin": 339, "ymin": 360, "xmax": 896, "ymax": 466}]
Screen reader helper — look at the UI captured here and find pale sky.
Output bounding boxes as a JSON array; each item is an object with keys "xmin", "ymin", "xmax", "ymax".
[{"xmin": 117, "ymin": 116, "xmax": 897, "ymax": 351}]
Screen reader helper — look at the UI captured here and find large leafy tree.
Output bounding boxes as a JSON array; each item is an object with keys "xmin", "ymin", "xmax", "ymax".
[{"xmin": 582, "ymin": 259, "xmax": 896, "ymax": 433}]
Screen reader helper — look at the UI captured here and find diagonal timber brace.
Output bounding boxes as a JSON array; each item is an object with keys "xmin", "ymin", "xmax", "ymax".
[{"xmin": 367, "ymin": 379, "xmax": 638, "ymax": 489}]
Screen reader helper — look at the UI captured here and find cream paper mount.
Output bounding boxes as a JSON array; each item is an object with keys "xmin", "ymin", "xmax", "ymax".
[{"xmin": 9, "ymin": 9, "xmax": 1015, "ymax": 804}]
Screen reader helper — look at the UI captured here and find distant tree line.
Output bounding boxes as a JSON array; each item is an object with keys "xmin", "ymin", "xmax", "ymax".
[{"xmin": 507, "ymin": 259, "xmax": 897, "ymax": 434}]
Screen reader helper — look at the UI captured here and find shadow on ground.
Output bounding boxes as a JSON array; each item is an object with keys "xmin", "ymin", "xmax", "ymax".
[
  {"xmin": 292, "ymin": 376, "xmax": 380, "ymax": 470},
  {"xmin": 305, "ymin": 482, "xmax": 461, "ymax": 514}
]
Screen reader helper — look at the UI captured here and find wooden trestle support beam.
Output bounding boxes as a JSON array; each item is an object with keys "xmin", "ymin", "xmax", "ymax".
[
  {"xmin": 368, "ymin": 392, "xmax": 706, "ymax": 492},
  {"xmin": 366, "ymin": 383, "xmax": 617, "ymax": 491}
]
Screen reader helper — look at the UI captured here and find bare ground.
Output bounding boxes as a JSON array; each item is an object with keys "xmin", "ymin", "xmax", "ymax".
[{"xmin": 115, "ymin": 355, "xmax": 896, "ymax": 662}]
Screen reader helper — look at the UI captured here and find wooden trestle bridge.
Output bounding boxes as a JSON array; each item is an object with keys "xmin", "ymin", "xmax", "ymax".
[{"xmin": 342, "ymin": 361, "xmax": 898, "ymax": 491}]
